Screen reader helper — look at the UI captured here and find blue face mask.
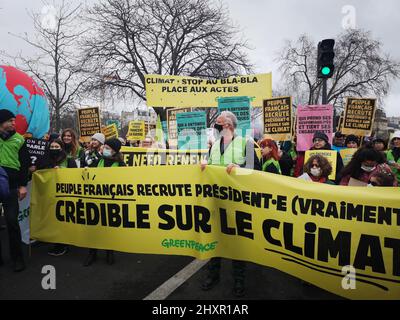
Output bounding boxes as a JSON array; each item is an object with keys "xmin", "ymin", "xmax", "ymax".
[{"xmin": 103, "ymin": 149, "xmax": 113, "ymax": 158}]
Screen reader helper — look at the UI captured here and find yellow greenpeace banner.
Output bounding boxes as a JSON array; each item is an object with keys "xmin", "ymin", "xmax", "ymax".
[
  {"xmin": 30, "ymin": 166, "xmax": 400, "ymax": 300},
  {"xmin": 144, "ymin": 74, "xmax": 272, "ymax": 108}
]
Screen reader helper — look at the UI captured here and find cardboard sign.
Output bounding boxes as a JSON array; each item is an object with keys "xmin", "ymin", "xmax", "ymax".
[
  {"xmin": 126, "ymin": 121, "xmax": 145, "ymax": 141},
  {"xmin": 218, "ymin": 96, "xmax": 251, "ymax": 137},
  {"xmin": 340, "ymin": 148, "xmax": 357, "ymax": 167},
  {"xmin": 167, "ymin": 108, "xmax": 192, "ymax": 148},
  {"xmin": 77, "ymin": 107, "xmax": 101, "ymax": 141},
  {"xmin": 102, "ymin": 123, "xmax": 119, "ymax": 140},
  {"xmin": 26, "ymin": 138, "xmax": 49, "ymax": 167},
  {"xmin": 263, "ymin": 97, "xmax": 292, "ymax": 141},
  {"xmin": 176, "ymin": 111, "xmax": 207, "ymax": 150},
  {"xmin": 342, "ymin": 98, "xmax": 376, "ymax": 136},
  {"xmin": 296, "ymin": 105, "xmax": 333, "ymax": 151}
]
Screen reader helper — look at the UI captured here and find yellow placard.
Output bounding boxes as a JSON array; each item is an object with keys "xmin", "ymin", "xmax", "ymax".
[
  {"xmin": 31, "ymin": 166, "xmax": 400, "ymax": 300},
  {"xmin": 101, "ymin": 123, "xmax": 119, "ymax": 140},
  {"xmin": 145, "ymin": 73, "xmax": 272, "ymax": 108},
  {"xmin": 305, "ymin": 150, "xmax": 338, "ymax": 180},
  {"xmin": 126, "ymin": 121, "xmax": 145, "ymax": 141},
  {"xmin": 340, "ymin": 148, "xmax": 357, "ymax": 167}
]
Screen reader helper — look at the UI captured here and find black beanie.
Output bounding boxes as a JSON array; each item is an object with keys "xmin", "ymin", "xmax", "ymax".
[
  {"xmin": 312, "ymin": 131, "xmax": 329, "ymax": 144},
  {"xmin": 345, "ymin": 134, "xmax": 359, "ymax": 146},
  {"xmin": 105, "ymin": 138, "xmax": 122, "ymax": 153},
  {"xmin": 0, "ymin": 109, "xmax": 15, "ymax": 124}
]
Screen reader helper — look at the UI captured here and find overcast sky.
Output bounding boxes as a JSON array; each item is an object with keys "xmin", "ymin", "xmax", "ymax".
[{"xmin": 1, "ymin": 0, "xmax": 399, "ymax": 116}]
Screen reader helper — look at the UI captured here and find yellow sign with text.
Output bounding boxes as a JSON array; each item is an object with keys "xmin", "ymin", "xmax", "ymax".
[
  {"xmin": 31, "ymin": 166, "xmax": 400, "ymax": 300},
  {"xmin": 145, "ymin": 73, "xmax": 272, "ymax": 108},
  {"xmin": 102, "ymin": 123, "xmax": 119, "ymax": 140},
  {"xmin": 127, "ymin": 121, "xmax": 145, "ymax": 141}
]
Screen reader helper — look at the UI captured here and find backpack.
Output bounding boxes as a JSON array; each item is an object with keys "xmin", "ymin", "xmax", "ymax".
[{"xmin": 0, "ymin": 167, "xmax": 10, "ymax": 202}]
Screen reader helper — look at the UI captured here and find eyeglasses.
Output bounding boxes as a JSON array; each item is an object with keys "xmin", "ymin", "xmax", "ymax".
[
  {"xmin": 311, "ymin": 164, "xmax": 320, "ymax": 168},
  {"xmin": 313, "ymin": 138, "xmax": 324, "ymax": 143}
]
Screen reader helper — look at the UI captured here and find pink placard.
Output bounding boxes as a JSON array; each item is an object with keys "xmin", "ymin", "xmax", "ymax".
[{"xmin": 296, "ymin": 105, "xmax": 333, "ymax": 151}]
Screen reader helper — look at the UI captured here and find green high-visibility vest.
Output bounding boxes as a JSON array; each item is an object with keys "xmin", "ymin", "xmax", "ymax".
[
  {"xmin": 262, "ymin": 158, "xmax": 281, "ymax": 174},
  {"xmin": 386, "ymin": 150, "xmax": 400, "ymax": 183},
  {"xmin": 209, "ymin": 136, "xmax": 246, "ymax": 167},
  {"xmin": 97, "ymin": 159, "xmax": 120, "ymax": 168},
  {"xmin": 0, "ymin": 132, "xmax": 25, "ymax": 170}
]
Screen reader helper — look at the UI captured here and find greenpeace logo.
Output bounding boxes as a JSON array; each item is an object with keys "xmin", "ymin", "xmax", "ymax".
[{"xmin": 161, "ymin": 239, "xmax": 218, "ymax": 252}]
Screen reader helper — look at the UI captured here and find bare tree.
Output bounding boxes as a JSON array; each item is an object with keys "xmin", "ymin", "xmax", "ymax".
[
  {"xmin": 276, "ymin": 29, "xmax": 400, "ymax": 113},
  {"xmin": 10, "ymin": 0, "xmax": 90, "ymax": 132},
  {"xmin": 81, "ymin": 0, "xmax": 253, "ymax": 120}
]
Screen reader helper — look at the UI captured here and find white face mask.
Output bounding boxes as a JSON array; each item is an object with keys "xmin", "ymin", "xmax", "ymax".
[
  {"xmin": 310, "ymin": 168, "xmax": 322, "ymax": 177},
  {"xmin": 361, "ymin": 165, "xmax": 376, "ymax": 173},
  {"xmin": 103, "ymin": 149, "xmax": 113, "ymax": 158}
]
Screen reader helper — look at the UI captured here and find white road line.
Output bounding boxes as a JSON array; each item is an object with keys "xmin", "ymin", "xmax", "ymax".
[{"xmin": 143, "ymin": 259, "xmax": 209, "ymax": 300}]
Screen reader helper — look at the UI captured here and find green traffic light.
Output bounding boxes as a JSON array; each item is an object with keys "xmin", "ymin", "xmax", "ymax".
[{"xmin": 321, "ymin": 66, "xmax": 331, "ymax": 75}]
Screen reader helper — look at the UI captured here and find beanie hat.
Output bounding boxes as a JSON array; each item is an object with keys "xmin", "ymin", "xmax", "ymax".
[
  {"xmin": 104, "ymin": 138, "xmax": 122, "ymax": 153},
  {"xmin": 345, "ymin": 134, "xmax": 359, "ymax": 146},
  {"xmin": 92, "ymin": 133, "xmax": 105, "ymax": 145},
  {"xmin": 312, "ymin": 131, "xmax": 329, "ymax": 144},
  {"xmin": 391, "ymin": 131, "xmax": 400, "ymax": 141},
  {"xmin": 0, "ymin": 109, "xmax": 15, "ymax": 124}
]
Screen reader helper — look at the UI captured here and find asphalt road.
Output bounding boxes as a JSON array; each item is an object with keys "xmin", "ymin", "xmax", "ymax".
[{"xmin": 0, "ymin": 219, "xmax": 341, "ymax": 300}]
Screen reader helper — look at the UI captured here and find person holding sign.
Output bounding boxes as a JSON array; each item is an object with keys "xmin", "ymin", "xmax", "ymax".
[
  {"xmin": 259, "ymin": 138, "xmax": 281, "ymax": 174},
  {"xmin": 83, "ymin": 138, "xmax": 126, "ymax": 267},
  {"xmin": 0, "ymin": 109, "xmax": 30, "ymax": 272},
  {"xmin": 80, "ymin": 133, "xmax": 105, "ymax": 168},
  {"xmin": 200, "ymin": 111, "xmax": 260, "ymax": 298},
  {"xmin": 37, "ymin": 139, "xmax": 77, "ymax": 257},
  {"xmin": 386, "ymin": 131, "xmax": 400, "ymax": 184},
  {"xmin": 339, "ymin": 147, "xmax": 390, "ymax": 186},
  {"xmin": 298, "ymin": 155, "xmax": 335, "ymax": 185},
  {"xmin": 295, "ymin": 132, "xmax": 344, "ymax": 182},
  {"xmin": 368, "ymin": 164, "xmax": 396, "ymax": 187}
]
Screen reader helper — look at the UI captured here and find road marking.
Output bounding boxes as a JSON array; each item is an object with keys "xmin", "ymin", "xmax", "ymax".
[{"xmin": 143, "ymin": 259, "xmax": 209, "ymax": 300}]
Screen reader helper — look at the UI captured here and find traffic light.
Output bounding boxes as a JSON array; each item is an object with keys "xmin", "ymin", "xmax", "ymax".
[{"xmin": 317, "ymin": 39, "xmax": 335, "ymax": 78}]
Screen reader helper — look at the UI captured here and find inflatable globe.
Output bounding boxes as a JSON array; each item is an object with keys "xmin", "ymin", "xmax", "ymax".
[{"xmin": 0, "ymin": 66, "xmax": 50, "ymax": 138}]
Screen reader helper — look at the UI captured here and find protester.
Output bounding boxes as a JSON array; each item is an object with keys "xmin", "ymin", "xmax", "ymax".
[
  {"xmin": 345, "ymin": 135, "xmax": 360, "ymax": 149},
  {"xmin": 386, "ymin": 131, "xmax": 400, "ymax": 184},
  {"xmin": 0, "ymin": 109, "xmax": 29, "ymax": 272},
  {"xmin": 295, "ymin": 131, "xmax": 343, "ymax": 182},
  {"xmin": 368, "ymin": 164, "xmax": 396, "ymax": 187},
  {"xmin": 332, "ymin": 131, "xmax": 346, "ymax": 152},
  {"xmin": 372, "ymin": 137, "xmax": 387, "ymax": 152},
  {"xmin": 339, "ymin": 147, "xmax": 388, "ymax": 185},
  {"xmin": 200, "ymin": 111, "xmax": 260, "ymax": 297},
  {"xmin": 140, "ymin": 136, "xmax": 155, "ymax": 148},
  {"xmin": 80, "ymin": 133, "xmax": 105, "ymax": 168},
  {"xmin": 259, "ymin": 138, "xmax": 281, "ymax": 174},
  {"xmin": 37, "ymin": 139, "xmax": 77, "ymax": 256},
  {"xmin": 83, "ymin": 138, "xmax": 126, "ymax": 267},
  {"xmin": 61, "ymin": 128, "xmax": 83, "ymax": 160},
  {"xmin": 298, "ymin": 154, "xmax": 335, "ymax": 184},
  {"xmin": 280, "ymin": 140, "xmax": 297, "ymax": 176}
]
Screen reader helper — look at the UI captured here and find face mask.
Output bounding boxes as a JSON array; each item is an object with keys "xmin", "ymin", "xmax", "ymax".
[
  {"xmin": 361, "ymin": 165, "xmax": 376, "ymax": 173},
  {"xmin": 310, "ymin": 168, "xmax": 322, "ymax": 177},
  {"xmin": 49, "ymin": 149, "xmax": 62, "ymax": 158},
  {"xmin": 214, "ymin": 123, "xmax": 224, "ymax": 133},
  {"xmin": 103, "ymin": 149, "xmax": 113, "ymax": 158}
]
